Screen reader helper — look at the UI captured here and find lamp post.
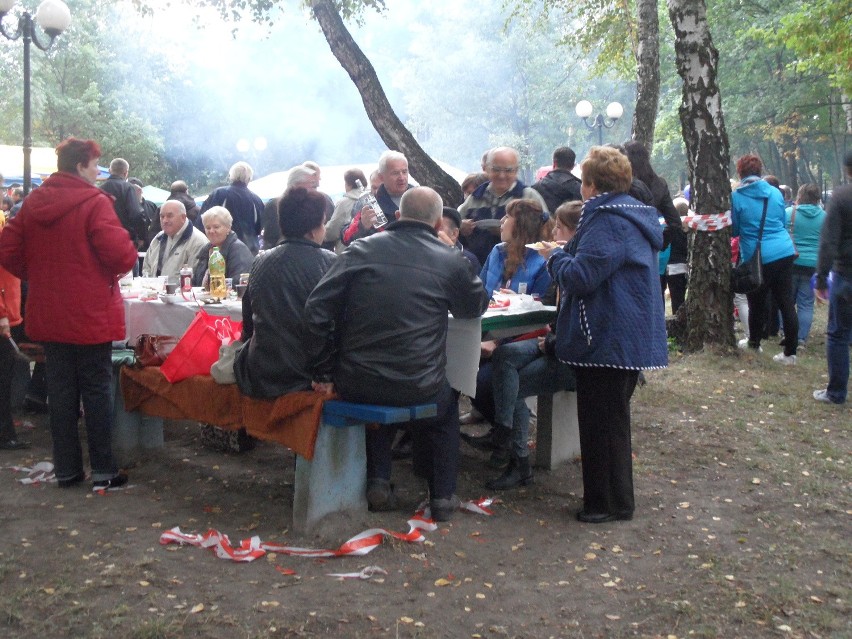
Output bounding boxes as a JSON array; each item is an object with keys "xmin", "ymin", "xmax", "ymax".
[
  {"xmin": 575, "ymin": 100, "xmax": 624, "ymax": 146},
  {"xmin": 0, "ymin": 0, "xmax": 71, "ymax": 196}
]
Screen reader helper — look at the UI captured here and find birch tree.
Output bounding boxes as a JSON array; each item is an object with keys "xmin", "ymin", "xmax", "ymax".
[{"xmin": 666, "ymin": 0, "xmax": 734, "ymax": 351}]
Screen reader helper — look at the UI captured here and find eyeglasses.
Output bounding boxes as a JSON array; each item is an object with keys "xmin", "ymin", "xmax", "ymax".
[{"xmin": 490, "ymin": 166, "xmax": 518, "ymax": 175}]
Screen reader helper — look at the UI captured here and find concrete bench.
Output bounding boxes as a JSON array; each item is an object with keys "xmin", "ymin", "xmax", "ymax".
[
  {"xmin": 534, "ymin": 391, "xmax": 580, "ymax": 470},
  {"xmin": 293, "ymin": 400, "xmax": 437, "ymax": 534}
]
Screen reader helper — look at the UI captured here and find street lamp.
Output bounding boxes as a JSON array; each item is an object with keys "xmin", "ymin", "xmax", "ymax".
[
  {"xmin": 575, "ymin": 100, "xmax": 624, "ymax": 146},
  {"xmin": 0, "ymin": 0, "xmax": 71, "ymax": 195}
]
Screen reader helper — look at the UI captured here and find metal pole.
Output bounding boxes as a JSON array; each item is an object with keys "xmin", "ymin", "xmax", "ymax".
[
  {"xmin": 22, "ymin": 12, "xmax": 33, "ymax": 196},
  {"xmin": 596, "ymin": 115, "xmax": 603, "ymax": 146}
]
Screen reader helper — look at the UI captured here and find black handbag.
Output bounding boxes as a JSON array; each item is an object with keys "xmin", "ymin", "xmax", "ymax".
[{"xmin": 731, "ymin": 198, "xmax": 767, "ymax": 294}]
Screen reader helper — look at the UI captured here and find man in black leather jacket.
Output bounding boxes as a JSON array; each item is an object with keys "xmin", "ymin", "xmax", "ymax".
[
  {"xmin": 305, "ymin": 187, "xmax": 489, "ymax": 521},
  {"xmin": 531, "ymin": 146, "xmax": 582, "ymax": 213}
]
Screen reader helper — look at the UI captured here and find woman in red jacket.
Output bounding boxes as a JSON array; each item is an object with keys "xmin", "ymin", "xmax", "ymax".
[
  {"xmin": 0, "ymin": 138, "xmax": 138, "ymax": 489},
  {"xmin": 0, "ymin": 236, "xmax": 28, "ymax": 450}
]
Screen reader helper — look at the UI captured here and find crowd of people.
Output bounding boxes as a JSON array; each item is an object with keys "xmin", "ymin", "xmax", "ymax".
[{"xmin": 0, "ymin": 138, "xmax": 849, "ymax": 525}]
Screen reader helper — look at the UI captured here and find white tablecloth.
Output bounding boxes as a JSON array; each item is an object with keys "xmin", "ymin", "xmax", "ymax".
[{"xmin": 123, "ymin": 297, "xmax": 484, "ymax": 396}]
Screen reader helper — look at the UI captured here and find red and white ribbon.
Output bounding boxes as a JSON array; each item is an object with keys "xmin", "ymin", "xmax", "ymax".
[
  {"xmin": 682, "ymin": 211, "xmax": 732, "ymax": 232},
  {"xmin": 160, "ymin": 497, "xmax": 494, "ymax": 564},
  {"xmin": 8, "ymin": 461, "xmax": 55, "ymax": 485}
]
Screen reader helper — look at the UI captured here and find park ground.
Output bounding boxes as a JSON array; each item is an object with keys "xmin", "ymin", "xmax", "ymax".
[{"xmin": 0, "ymin": 305, "xmax": 849, "ymax": 639}]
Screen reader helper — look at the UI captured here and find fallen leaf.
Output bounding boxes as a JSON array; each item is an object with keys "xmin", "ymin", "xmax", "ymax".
[
  {"xmin": 190, "ymin": 604, "xmax": 204, "ymax": 614},
  {"xmin": 584, "ymin": 553, "xmax": 597, "ymax": 560},
  {"xmin": 605, "ymin": 614, "xmax": 620, "ymax": 620},
  {"xmin": 735, "ymin": 601, "xmax": 746, "ymax": 608},
  {"xmin": 399, "ymin": 617, "xmax": 414, "ymax": 624},
  {"xmin": 139, "ymin": 581, "xmax": 150, "ymax": 587},
  {"xmin": 43, "ymin": 587, "xmax": 55, "ymax": 595},
  {"xmin": 434, "ymin": 578, "xmax": 453, "ymax": 587},
  {"xmin": 275, "ymin": 567, "xmax": 296, "ymax": 576},
  {"xmin": 751, "ymin": 478, "xmax": 761, "ymax": 485}
]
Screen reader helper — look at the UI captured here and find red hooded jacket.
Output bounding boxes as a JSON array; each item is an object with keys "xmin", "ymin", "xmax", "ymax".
[
  {"xmin": 0, "ymin": 228, "xmax": 22, "ymax": 329},
  {"xmin": 0, "ymin": 171, "xmax": 138, "ymax": 344}
]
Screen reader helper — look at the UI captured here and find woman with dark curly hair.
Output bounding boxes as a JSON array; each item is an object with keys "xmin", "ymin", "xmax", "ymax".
[
  {"xmin": 479, "ymin": 198, "xmax": 553, "ymax": 298},
  {"xmin": 731, "ymin": 153, "xmax": 798, "ymax": 363},
  {"xmin": 234, "ymin": 187, "xmax": 337, "ymax": 398}
]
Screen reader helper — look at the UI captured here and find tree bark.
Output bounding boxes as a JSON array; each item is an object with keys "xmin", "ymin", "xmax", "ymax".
[
  {"xmin": 667, "ymin": 0, "xmax": 734, "ymax": 352},
  {"xmin": 631, "ymin": 0, "xmax": 660, "ymax": 149},
  {"xmin": 310, "ymin": 0, "xmax": 464, "ymax": 206}
]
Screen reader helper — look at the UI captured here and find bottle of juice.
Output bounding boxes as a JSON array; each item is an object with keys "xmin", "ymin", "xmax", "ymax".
[
  {"xmin": 179, "ymin": 264, "xmax": 193, "ymax": 293},
  {"xmin": 208, "ymin": 247, "xmax": 227, "ymax": 300}
]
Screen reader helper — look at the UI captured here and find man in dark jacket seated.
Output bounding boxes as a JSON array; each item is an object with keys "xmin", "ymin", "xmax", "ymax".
[{"xmin": 305, "ymin": 187, "xmax": 489, "ymax": 521}]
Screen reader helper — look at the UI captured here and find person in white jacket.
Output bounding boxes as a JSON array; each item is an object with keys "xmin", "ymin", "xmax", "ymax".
[{"xmin": 142, "ymin": 200, "xmax": 209, "ymax": 279}]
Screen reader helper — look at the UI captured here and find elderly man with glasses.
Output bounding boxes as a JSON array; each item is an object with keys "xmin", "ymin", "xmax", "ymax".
[{"xmin": 458, "ymin": 147, "xmax": 547, "ymax": 266}]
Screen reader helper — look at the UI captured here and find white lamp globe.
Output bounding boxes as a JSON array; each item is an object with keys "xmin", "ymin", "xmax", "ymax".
[
  {"xmin": 35, "ymin": 0, "xmax": 71, "ymax": 36},
  {"xmin": 575, "ymin": 100, "xmax": 593, "ymax": 119},
  {"xmin": 606, "ymin": 101, "xmax": 624, "ymax": 121}
]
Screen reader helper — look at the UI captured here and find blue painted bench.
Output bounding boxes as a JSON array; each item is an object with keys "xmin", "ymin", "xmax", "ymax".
[{"xmin": 292, "ymin": 400, "xmax": 437, "ymax": 534}]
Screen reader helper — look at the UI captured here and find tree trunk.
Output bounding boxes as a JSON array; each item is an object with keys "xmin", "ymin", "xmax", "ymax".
[
  {"xmin": 667, "ymin": 0, "xmax": 734, "ymax": 352},
  {"xmin": 631, "ymin": 0, "xmax": 660, "ymax": 149},
  {"xmin": 310, "ymin": 0, "xmax": 464, "ymax": 206}
]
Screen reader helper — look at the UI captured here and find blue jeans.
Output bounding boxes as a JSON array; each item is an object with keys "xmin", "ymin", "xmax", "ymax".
[
  {"xmin": 44, "ymin": 342, "xmax": 118, "ymax": 482},
  {"xmin": 791, "ymin": 265, "xmax": 816, "ymax": 343},
  {"xmin": 825, "ymin": 273, "xmax": 851, "ymax": 404},
  {"xmin": 491, "ymin": 339, "xmax": 576, "ymax": 458}
]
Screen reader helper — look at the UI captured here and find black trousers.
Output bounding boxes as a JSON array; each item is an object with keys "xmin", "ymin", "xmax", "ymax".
[
  {"xmin": 746, "ymin": 255, "xmax": 798, "ymax": 356},
  {"xmin": 0, "ymin": 337, "xmax": 17, "ymax": 441},
  {"xmin": 575, "ymin": 367, "xmax": 639, "ymax": 516},
  {"xmin": 365, "ymin": 379, "xmax": 459, "ymax": 500}
]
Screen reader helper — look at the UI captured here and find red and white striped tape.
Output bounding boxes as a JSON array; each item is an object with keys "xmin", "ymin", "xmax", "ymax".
[
  {"xmin": 682, "ymin": 211, "xmax": 732, "ymax": 232},
  {"xmin": 160, "ymin": 498, "xmax": 494, "ymax": 563},
  {"xmin": 8, "ymin": 461, "xmax": 56, "ymax": 485}
]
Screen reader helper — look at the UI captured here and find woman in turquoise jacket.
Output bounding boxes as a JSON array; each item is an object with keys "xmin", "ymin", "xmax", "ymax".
[
  {"xmin": 731, "ymin": 154, "xmax": 798, "ymax": 362},
  {"xmin": 785, "ymin": 184, "xmax": 826, "ymax": 344},
  {"xmin": 479, "ymin": 198, "xmax": 552, "ymax": 299}
]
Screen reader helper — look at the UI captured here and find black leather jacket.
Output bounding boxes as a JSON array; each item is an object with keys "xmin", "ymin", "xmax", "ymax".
[
  {"xmin": 305, "ymin": 219, "xmax": 489, "ymax": 405},
  {"xmin": 235, "ymin": 239, "xmax": 337, "ymax": 398}
]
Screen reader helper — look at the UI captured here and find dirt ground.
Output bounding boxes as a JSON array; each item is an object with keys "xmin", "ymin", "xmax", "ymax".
[{"xmin": 1, "ymin": 310, "xmax": 849, "ymax": 638}]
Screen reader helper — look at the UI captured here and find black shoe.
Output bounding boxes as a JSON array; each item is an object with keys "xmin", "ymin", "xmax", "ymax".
[
  {"xmin": 576, "ymin": 510, "xmax": 633, "ymax": 524},
  {"xmin": 486, "ymin": 456, "xmax": 533, "ymax": 490},
  {"xmin": 57, "ymin": 473, "xmax": 86, "ymax": 488},
  {"xmin": 92, "ymin": 472, "xmax": 128, "ymax": 492},
  {"xmin": 461, "ymin": 428, "xmax": 498, "ymax": 451},
  {"xmin": 0, "ymin": 438, "xmax": 30, "ymax": 450},
  {"xmin": 366, "ymin": 478, "xmax": 398, "ymax": 511},
  {"xmin": 430, "ymin": 495, "xmax": 460, "ymax": 522}
]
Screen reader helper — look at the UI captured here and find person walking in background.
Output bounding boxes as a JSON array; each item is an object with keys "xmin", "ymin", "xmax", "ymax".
[
  {"xmin": 731, "ymin": 154, "xmax": 798, "ymax": 363},
  {"xmin": 0, "ymin": 224, "xmax": 29, "ymax": 450},
  {"xmin": 813, "ymin": 151, "xmax": 852, "ymax": 405},
  {"xmin": 785, "ymin": 184, "xmax": 827, "ymax": 347},
  {"xmin": 201, "ymin": 161, "xmax": 264, "ymax": 255},
  {"xmin": 100, "ymin": 158, "xmax": 148, "ymax": 251},
  {"xmin": 550, "ymin": 146, "xmax": 667, "ymax": 523},
  {"xmin": 0, "ymin": 138, "xmax": 138, "ymax": 489}
]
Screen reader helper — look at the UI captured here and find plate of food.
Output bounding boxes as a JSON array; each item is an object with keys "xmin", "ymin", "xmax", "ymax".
[
  {"xmin": 525, "ymin": 241, "xmax": 561, "ymax": 251},
  {"xmin": 487, "ymin": 298, "xmax": 511, "ymax": 311}
]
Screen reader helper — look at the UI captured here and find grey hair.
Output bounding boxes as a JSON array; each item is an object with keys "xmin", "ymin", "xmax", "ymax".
[
  {"xmin": 378, "ymin": 150, "xmax": 407, "ymax": 175},
  {"xmin": 228, "ymin": 161, "xmax": 253, "ymax": 185},
  {"xmin": 161, "ymin": 200, "xmax": 187, "ymax": 216},
  {"xmin": 399, "ymin": 186, "xmax": 442, "ymax": 225},
  {"xmin": 485, "ymin": 147, "xmax": 519, "ymax": 168},
  {"xmin": 109, "ymin": 158, "xmax": 129, "ymax": 175},
  {"xmin": 201, "ymin": 205, "xmax": 233, "ymax": 228},
  {"xmin": 287, "ymin": 165, "xmax": 317, "ymax": 188},
  {"xmin": 302, "ymin": 160, "xmax": 320, "ymax": 173}
]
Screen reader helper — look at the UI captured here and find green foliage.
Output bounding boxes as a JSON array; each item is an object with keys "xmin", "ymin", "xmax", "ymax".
[
  {"xmin": 508, "ymin": 0, "xmax": 637, "ymax": 77},
  {"xmin": 750, "ymin": 0, "xmax": 852, "ymax": 95}
]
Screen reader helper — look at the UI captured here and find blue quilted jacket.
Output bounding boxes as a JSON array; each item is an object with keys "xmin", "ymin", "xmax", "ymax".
[{"xmin": 549, "ymin": 192, "xmax": 668, "ymax": 370}]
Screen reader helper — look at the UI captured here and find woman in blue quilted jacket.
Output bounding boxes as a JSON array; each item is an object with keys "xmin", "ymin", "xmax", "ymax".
[{"xmin": 550, "ymin": 146, "xmax": 667, "ymax": 524}]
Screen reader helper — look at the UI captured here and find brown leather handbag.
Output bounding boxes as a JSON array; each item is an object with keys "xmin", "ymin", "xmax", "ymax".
[{"xmin": 133, "ymin": 334, "xmax": 179, "ymax": 368}]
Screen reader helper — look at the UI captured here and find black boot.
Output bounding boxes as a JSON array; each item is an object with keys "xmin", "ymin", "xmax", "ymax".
[
  {"xmin": 485, "ymin": 455, "xmax": 533, "ymax": 490},
  {"xmin": 485, "ymin": 426, "xmax": 512, "ymax": 469}
]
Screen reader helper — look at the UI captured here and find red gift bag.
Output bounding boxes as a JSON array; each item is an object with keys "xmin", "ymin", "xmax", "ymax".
[{"xmin": 160, "ymin": 308, "xmax": 243, "ymax": 383}]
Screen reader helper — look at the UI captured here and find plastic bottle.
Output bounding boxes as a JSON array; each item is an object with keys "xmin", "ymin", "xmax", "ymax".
[
  {"xmin": 208, "ymin": 247, "xmax": 227, "ymax": 300},
  {"xmin": 355, "ymin": 179, "xmax": 388, "ymax": 229},
  {"xmin": 179, "ymin": 264, "xmax": 193, "ymax": 293}
]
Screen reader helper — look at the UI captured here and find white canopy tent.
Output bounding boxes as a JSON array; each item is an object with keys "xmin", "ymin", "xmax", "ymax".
[{"xmin": 247, "ymin": 161, "xmax": 469, "ymax": 203}]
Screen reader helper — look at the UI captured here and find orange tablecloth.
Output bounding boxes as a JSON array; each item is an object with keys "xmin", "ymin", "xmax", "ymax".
[{"xmin": 120, "ymin": 367, "xmax": 325, "ymax": 460}]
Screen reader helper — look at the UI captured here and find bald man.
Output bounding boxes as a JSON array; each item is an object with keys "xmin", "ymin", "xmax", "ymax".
[{"xmin": 305, "ymin": 187, "xmax": 488, "ymax": 522}]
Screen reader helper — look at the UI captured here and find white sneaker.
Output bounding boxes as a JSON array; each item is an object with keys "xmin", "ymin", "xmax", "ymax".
[
  {"xmin": 772, "ymin": 353, "xmax": 797, "ymax": 365},
  {"xmin": 737, "ymin": 338, "xmax": 749, "ymax": 349},
  {"xmin": 813, "ymin": 389, "xmax": 839, "ymax": 404}
]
